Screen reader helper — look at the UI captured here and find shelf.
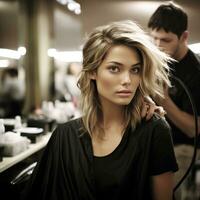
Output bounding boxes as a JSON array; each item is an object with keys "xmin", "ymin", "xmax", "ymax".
[{"xmin": 0, "ymin": 133, "xmax": 52, "ymax": 173}]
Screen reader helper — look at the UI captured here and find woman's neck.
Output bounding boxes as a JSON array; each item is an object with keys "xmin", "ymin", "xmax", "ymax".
[
  {"xmin": 101, "ymin": 101, "xmax": 124, "ymax": 128},
  {"xmin": 92, "ymin": 102, "xmax": 126, "ymax": 155}
]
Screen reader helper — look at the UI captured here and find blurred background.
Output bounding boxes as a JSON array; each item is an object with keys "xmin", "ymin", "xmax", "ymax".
[
  {"xmin": 0, "ymin": 0, "xmax": 199, "ymax": 118},
  {"xmin": 0, "ymin": 1, "xmax": 200, "ymax": 199}
]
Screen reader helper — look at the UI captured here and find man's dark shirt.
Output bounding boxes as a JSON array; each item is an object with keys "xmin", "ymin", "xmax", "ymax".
[{"xmin": 168, "ymin": 49, "xmax": 200, "ymax": 146}]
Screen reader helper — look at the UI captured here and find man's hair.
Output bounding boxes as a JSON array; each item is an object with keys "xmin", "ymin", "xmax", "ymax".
[
  {"xmin": 148, "ymin": 2, "xmax": 188, "ymax": 38},
  {"xmin": 78, "ymin": 20, "xmax": 171, "ymax": 136}
]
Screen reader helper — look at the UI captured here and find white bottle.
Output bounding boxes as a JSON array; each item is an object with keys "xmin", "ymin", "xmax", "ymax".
[
  {"xmin": 0, "ymin": 119, "xmax": 5, "ymax": 135},
  {"xmin": 0, "ymin": 119, "xmax": 5, "ymax": 143},
  {"xmin": 15, "ymin": 116, "xmax": 22, "ymax": 130},
  {"xmin": 42, "ymin": 101, "xmax": 48, "ymax": 117}
]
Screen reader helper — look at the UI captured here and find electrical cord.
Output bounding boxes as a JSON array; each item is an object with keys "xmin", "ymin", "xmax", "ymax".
[{"xmin": 171, "ymin": 76, "xmax": 199, "ymax": 197}]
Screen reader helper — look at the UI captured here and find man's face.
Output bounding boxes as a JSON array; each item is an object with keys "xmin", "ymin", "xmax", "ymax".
[{"xmin": 150, "ymin": 28, "xmax": 182, "ymax": 59}]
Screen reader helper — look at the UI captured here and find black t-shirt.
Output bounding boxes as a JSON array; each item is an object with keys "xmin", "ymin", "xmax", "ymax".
[
  {"xmin": 168, "ymin": 49, "xmax": 200, "ymax": 146},
  {"xmin": 93, "ymin": 116, "xmax": 178, "ymax": 200}
]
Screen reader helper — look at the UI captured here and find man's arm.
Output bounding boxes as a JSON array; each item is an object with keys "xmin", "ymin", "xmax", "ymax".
[{"xmin": 156, "ymin": 94, "xmax": 200, "ymax": 138}]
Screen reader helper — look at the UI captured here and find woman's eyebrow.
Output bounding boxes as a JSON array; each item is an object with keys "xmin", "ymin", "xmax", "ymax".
[
  {"xmin": 107, "ymin": 61, "xmax": 123, "ymax": 66},
  {"xmin": 132, "ymin": 62, "xmax": 141, "ymax": 67},
  {"xmin": 107, "ymin": 61, "xmax": 141, "ymax": 66}
]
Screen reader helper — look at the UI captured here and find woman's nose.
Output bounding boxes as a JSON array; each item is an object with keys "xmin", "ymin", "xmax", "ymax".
[{"xmin": 121, "ymin": 72, "xmax": 131, "ymax": 85}]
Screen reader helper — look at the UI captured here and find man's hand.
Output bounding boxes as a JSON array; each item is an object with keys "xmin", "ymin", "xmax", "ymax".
[
  {"xmin": 141, "ymin": 96, "xmax": 166, "ymax": 120},
  {"xmin": 154, "ymin": 84, "xmax": 170, "ymax": 107}
]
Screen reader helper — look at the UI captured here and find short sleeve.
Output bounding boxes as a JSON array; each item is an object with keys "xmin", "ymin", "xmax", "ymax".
[{"xmin": 149, "ymin": 119, "xmax": 178, "ymax": 175}]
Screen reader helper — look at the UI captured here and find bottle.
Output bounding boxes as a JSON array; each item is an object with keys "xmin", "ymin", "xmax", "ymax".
[
  {"xmin": 0, "ymin": 119, "xmax": 5, "ymax": 161},
  {"xmin": 0, "ymin": 119, "xmax": 5, "ymax": 135},
  {"xmin": 14, "ymin": 116, "xmax": 22, "ymax": 130},
  {"xmin": 0, "ymin": 119, "xmax": 5, "ymax": 144}
]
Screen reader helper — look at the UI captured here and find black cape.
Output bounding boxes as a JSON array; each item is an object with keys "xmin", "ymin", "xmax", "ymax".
[{"xmin": 22, "ymin": 116, "xmax": 178, "ymax": 200}]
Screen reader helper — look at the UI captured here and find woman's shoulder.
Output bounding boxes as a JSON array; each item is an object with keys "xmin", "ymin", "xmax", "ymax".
[
  {"xmin": 140, "ymin": 114, "xmax": 171, "ymax": 133},
  {"xmin": 59, "ymin": 117, "xmax": 82, "ymax": 128},
  {"xmin": 134, "ymin": 115, "xmax": 173, "ymax": 148},
  {"xmin": 52, "ymin": 117, "xmax": 83, "ymax": 140}
]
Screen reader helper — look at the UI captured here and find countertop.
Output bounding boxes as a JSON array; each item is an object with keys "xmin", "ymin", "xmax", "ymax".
[{"xmin": 0, "ymin": 132, "xmax": 52, "ymax": 173}]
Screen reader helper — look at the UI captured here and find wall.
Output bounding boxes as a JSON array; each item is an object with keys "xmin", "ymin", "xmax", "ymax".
[
  {"xmin": 0, "ymin": 1, "xmax": 18, "ymax": 49},
  {"xmin": 78, "ymin": 0, "xmax": 200, "ymax": 45}
]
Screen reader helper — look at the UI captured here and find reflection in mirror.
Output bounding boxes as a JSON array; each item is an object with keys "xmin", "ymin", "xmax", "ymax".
[
  {"xmin": 54, "ymin": 60, "xmax": 82, "ymax": 107},
  {"xmin": 0, "ymin": 0, "xmax": 26, "ymax": 118},
  {"xmin": 50, "ymin": 5, "xmax": 83, "ymax": 118},
  {"xmin": 0, "ymin": 62, "xmax": 25, "ymax": 118}
]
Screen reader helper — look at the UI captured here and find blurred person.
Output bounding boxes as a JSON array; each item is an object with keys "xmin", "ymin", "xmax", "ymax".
[
  {"xmin": 64, "ymin": 62, "xmax": 82, "ymax": 107},
  {"xmin": 0, "ymin": 67, "xmax": 25, "ymax": 118},
  {"xmin": 148, "ymin": 2, "xmax": 200, "ymax": 199},
  {"xmin": 22, "ymin": 20, "xmax": 178, "ymax": 200}
]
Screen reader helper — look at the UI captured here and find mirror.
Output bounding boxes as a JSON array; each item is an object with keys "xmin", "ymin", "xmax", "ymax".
[
  {"xmin": 53, "ymin": 5, "xmax": 83, "ymax": 109},
  {"xmin": 0, "ymin": 0, "xmax": 26, "ymax": 118},
  {"xmin": 0, "ymin": 0, "xmax": 83, "ymax": 120}
]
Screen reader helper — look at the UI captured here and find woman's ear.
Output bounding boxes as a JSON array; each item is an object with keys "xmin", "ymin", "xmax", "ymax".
[{"xmin": 89, "ymin": 71, "xmax": 96, "ymax": 80}]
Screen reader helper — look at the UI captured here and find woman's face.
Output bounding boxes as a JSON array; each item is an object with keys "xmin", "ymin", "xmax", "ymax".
[{"xmin": 91, "ymin": 45, "xmax": 141, "ymax": 107}]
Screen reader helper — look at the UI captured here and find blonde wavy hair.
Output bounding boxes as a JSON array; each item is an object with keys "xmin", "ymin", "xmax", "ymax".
[{"xmin": 78, "ymin": 20, "xmax": 171, "ymax": 136}]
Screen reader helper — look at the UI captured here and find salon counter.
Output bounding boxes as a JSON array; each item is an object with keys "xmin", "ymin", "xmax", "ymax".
[{"xmin": 0, "ymin": 132, "xmax": 52, "ymax": 173}]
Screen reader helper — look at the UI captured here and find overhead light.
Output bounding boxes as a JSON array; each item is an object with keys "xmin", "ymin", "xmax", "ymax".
[
  {"xmin": 74, "ymin": 7, "xmax": 81, "ymax": 15},
  {"xmin": 67, "ymin": 2, "xmax": 77, "ymax": 11},
  {"xmin": 47, "ymin": 48, "xmax": 57, "ymax": 57},
  {"xmin": 18, "ymin": 46, "xmax": 26, "ymax": 56},
  {"xmin": 59, "ymin": 0, "xmax": 68, "ymax": 5},
  {"xmin": 0, "ymin": 59, "xmax": 10, "ymax": 68},
  {"xmin": 56, "ymin": 0, "xmax": 81, "ymax": 15},
  {"xmin": 188, "ymin": 43, "xmax": 200, "ymax": 54},
  {"xmin": 48, "ymin": 49, "xmax": 82, "ymax": 62},
  {"xmin": 0, "ymin": 47, "xmax": 26, "ymax": 60},
  {"xmin": 0, "ymin": 48, "xmax": 21, "ymax": 59}
]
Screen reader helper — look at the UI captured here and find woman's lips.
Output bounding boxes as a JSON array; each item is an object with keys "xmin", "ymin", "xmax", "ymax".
[{"xmin": 116, "ymin": 90, "xmax": 132, "ymax": 97}]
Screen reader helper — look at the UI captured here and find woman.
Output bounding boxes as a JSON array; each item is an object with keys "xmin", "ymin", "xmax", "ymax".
[{"xmin": 23, "ymin": 20, "xmax": 178, "ymax": 200}]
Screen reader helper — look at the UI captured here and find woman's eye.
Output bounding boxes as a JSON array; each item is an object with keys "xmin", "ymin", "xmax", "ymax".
[
  {"xmin": 108, "ymin": 66, "xmax": 120, "ymax": 73},
  {"xmin": 131, "ymin": 67, "xmax": 140, "ymax": 74}
]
